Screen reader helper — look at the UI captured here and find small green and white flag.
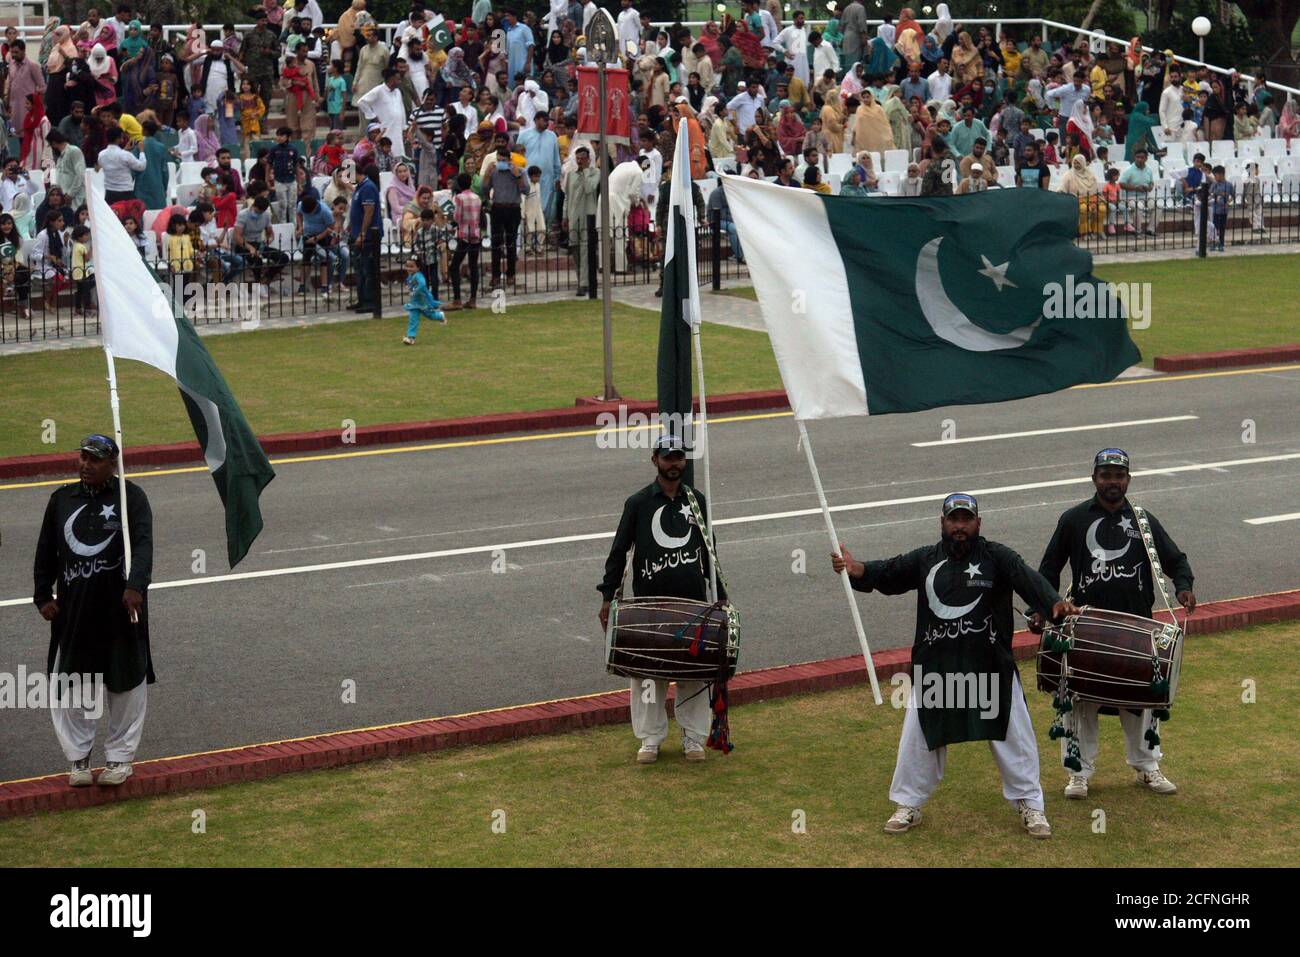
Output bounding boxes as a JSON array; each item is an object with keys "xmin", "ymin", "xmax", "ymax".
[
  {"xmin": 87, "ymin": 178, "xmax": 275, "ymax": 567},
  {"xmin": 721, "ymin": 177, "xmax": 1140, "ymax": 417},
  {"xmin": 427, "ymin": 14, "xmax": 453, "ymax": 51}
]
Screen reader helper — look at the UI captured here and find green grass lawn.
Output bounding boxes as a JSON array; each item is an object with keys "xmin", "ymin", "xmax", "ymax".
[
  {"xmin": 1, "ymin": 621, "xmax": 1292, "ymax": 867},
  {"xmin": 0, "ymin": 301, "xmax": 783, "ymax": 461},
  {"xmin": 713, "ymin": 253, "xmax": 1300, "ymax": 368}
]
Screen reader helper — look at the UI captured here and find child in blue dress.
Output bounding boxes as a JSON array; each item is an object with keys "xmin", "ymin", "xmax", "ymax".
[{"xmin": 402, "ymin": 257, "xmax": 446, "ymax": 345}]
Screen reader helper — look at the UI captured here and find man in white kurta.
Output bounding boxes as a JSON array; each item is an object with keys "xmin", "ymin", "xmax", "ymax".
[
  {"xmin": 811, "ymin": 30, "xmax": 840, "ymax": 81},
  {"xmin": 605, "ymin": 156, "xmax": 648, "ymax": 272},
  {"xmin": 616, "ymin": 0, "xmax": 642, "ymax": 58},
  {"xmin": 775, "ymin": 12, "xmax": 811, "ymax": 87},
  {"xmin": 355, "ymin": 71, "xmax": 409, "ymax": 154}
]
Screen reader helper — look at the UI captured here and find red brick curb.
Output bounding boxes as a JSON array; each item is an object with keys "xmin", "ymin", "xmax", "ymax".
[
  {"xmin": 1153, "ymin": 345, "xmax": 1300, "ymax": 373},
  {"xmin": 0, "ymin": 390, "xmax": 791, "ymax": 480},
  {"xmin": 2, "ymin": 588, "xmax": 1296, "ymax": 819}
]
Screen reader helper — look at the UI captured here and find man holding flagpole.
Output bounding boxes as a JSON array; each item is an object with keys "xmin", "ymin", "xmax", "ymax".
[{"xmin": 34, "ymin": 435, "xmax": 154, "ymax": 787}]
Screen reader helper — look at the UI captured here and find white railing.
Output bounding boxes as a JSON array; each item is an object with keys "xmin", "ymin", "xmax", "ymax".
[{"xmin": 8, "ymin": 14, "xmax": 1297, "ymax": 100}]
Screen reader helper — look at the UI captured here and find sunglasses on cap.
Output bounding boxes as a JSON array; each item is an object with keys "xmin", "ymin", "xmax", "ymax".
[
  {"xmin": 942, "ymin": 493, "xmax": 978, "ymax": 517},
  {"xmin": 79, "ymin": 433, "xmax": 119, "ymax": 459},
  {"xmin": 1093, "ymin": 448, "xmax": 1130, "ymax": 471}
]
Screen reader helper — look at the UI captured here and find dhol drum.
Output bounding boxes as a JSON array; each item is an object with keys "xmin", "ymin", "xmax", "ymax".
[
  {"xmin": 1037, "ymin": 607, "xmax": 1183, "ymax": 709},
  {"xmin": 606, "ymin": 596, "xmax": 739, "ymax": 682}
]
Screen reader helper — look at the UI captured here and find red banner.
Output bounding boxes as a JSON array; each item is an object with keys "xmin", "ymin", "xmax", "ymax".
[{"xmin": 575, "ymin": 65, "xmax": 632, "ymax": 144}]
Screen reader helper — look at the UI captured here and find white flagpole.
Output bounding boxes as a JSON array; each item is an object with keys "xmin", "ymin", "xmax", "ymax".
[
  {"xmin": 104, "ymin": 345, "xmax": 137, "ymax": 623},
  {"xmin": 796, "ymin": 419, "xmax": 882, "ymax": 705},
  {"xmin": 691, "ymin": 325, "xmax": 716, "ymax": 601}
]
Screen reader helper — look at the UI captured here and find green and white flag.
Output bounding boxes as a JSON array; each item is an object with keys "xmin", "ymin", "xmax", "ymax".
[
  {"xmin": 657, "ymin": 124, "xmax": 701, "ymax": 483},
  {"xmin": 721, "ymin": 176, "xmax": 1140, "ymax": 417},
  {"xmin": 87, "ymin": 178, "xmax": 274, "ymax": 567},
  {"xmin": 427, "ymin": 14, "xmax": 453, "ymax": 51}
]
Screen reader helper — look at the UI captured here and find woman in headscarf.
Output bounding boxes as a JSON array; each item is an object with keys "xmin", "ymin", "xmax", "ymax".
[
  {"xmin": 1057, "ymin": 153, "xmax": 1103, "ymax": 235},
  {"xmin": 718, "ymin": 36, "xmax": 743, "ymax": 97},
  {"xmin": 119, "ymin": 44, "xmax": 157, "ymax": 116},
  {"xmin": 707, "ymin": 103, "xmax": 737, "ymax": 162},
  {"xmin": 745, "ymin": 110, "xmax": 781, "ymax": 176},
  {"xmin": 35, "ymin": 185, "xmax": 70, "ymax": 233},
  {"xmin": 999, "ymin": 35, "xmax": 1021, "ymax": 79},
  {"xmin": 335, "ymin": 0, "xmax": 364, "ymax": 72},
  {"xmin": 820, "ymin": 91, "xmax": 847, "ymax": 153},
  {"xmin": 865, "ymin": 27, "xmax": 897, "ymax": 82},
  {"xmin": 323, "ymin": 165, "xmax": 355, "ymax": 207},
  {"xmin": 517, "ymin": 78, "xmax": 549, "ymax": 126},
  {"xmin": 852, "ymin": 151, "xmax": 880, "ymax": 192},
  {"xmin": 1202, "ymin": 78, "xmax": 1230, "ymax": 142},
  {"xmin": 87, "ymin": 43, "xmax": 119, "ymax": 108},
  {"xmin": 1279, "ymin": 98, "xmax": 1299, "ymax": 145},
  {"xmin": 950, "ymin": 31, "xmax": 983, "ymax": 100},
  {"xmin": 20, "ymin": 93, "xmax": 50, "ymax": 172},
  {"xmin": 38, "ymin": 17, "xmax": 61, "ymax": 70},
  {"xmin": 934, "ymin": 4, "xmax": 954, "ymax": 44},
  {"xmin": 484, "ymin": 28, "xmax": 508, "ymax": 79},
  {"xmin": 462, "ymin": 120, "xmax": 495, "ymax": 188},
  {"xmin": 80, "ymin": 114, "xmax": 107, "ymax": 166},
  {"xmin": 387, "ymin": 163, "xmax": 418, "ymax": 230},
  {"xmin": 1124, "ymin": 101, "xmax": 1159, "ymax": 161},
  {"xmin": 441, "ymin": 47, "xmax": 477, "ymax": 103},
  {"xmin": 1065, "ymin": 98, "xmax": 1094, "ymax": 160},
  {"xmin": 698, "ymin": 21, "xmax": 722, "ymax": 68},
  {"xmin": 10, "ymin": 193, "xmax": 37, "ymax": 242},
  {"xmin": 732, "ymin": 18, "xmax": 765, "ymax": 71},
  {"xmin": 839, "ymin": 168, "xmax": 869, "ymax": 197},
  {"xmin": 852, "ymin": 90, "xmax": 895, "ymax": 153},
  {"xmin": 194, "ymin": 112, "xmax": 221, "ymax": 162},
  {"xmin": 776, "ymin": 100, "xmax": 807, "ymax": 156},
  {"xmin": 88, "ymin": 19, "xmax": 117, "ymax": 56},
  {"xmin": 884, "ymin": 86, "xmax": 912, "ymax": 152},
  {"xmin": 120, "ymin": 19, "xmax": 147, "ymax": 60},
  {"xmin": 841, "ymin": 62, "xmax": 865, "ymax": 99}
]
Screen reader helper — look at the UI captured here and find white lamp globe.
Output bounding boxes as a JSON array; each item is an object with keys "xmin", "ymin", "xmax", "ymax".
[{"xmin": 1191, "ymin": 16, "xmax": 1212, "ymax": 37}]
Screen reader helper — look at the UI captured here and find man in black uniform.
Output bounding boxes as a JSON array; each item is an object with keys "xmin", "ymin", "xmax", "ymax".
[
  {"xmin": 1030, "ymin": 448, "xmax": 1195, "ymax": 799},
  {"xmin": 33, "ymin": 435, "xmax": 155, "ymax": 787},
  {"xmin": 599, "ymin": 435, "xmax": 724, "ymax": 764},
  {"xmin": 833, "ymin": 493, "xmax": 1077, "ymax": 838}
]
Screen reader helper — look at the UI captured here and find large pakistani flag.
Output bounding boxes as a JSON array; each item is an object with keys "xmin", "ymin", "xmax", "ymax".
[
  {"xmin": 721, "ymin": 177, "xmax": 1140, "ymax": 417},
  {"xmin": 657, "ymin": 123, "xmax": 703, "ymax": 484},
  {"xmin": 87, "ymin": 178, "xmax": 274, "ymax": 567},
  {"xmin": 426, "ymin": 14, "xmax": 454, "ymax": 51}
]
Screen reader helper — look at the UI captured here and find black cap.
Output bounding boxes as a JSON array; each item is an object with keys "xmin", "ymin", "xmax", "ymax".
[
  {"xmin": 942, "ymin": 492, "xmax": 978, "ymax": 517},
  {"xmin": 1093, "ymin": 448, "xmax": 1130, "ymax": 471},
  {"xmin": 79, "ymin": 433, "xmax": 119, "ymax": 460},
  {"xmin": 653, "ymin": 434, "xmax": 687, "ymax": 455}
]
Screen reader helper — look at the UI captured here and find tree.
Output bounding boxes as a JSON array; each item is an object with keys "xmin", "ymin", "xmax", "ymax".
[{"xmin": 1233, "ymin": 0, "xmax": 1300, "ymax": 89}]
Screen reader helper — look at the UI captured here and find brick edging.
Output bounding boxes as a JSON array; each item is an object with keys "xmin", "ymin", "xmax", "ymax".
[
  {"xmin": 0, "ymin": 390, "xmax": 792, "ymax": 480},
  {"xmin": 1153, "ymin": 345, "xmax": 1300, "ymax": 373},
  {"xmin": 2, "ymin": 588, "xmax": 1297, "ymax": 819}
]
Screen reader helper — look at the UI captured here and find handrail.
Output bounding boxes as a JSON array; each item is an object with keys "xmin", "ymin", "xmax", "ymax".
[{"xmin": 6, "ymin": 14, "xmax": 1296, "ymax": 99}]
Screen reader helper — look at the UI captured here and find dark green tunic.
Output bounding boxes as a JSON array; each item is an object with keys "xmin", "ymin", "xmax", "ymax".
[
  {"xmin": 852, "ymin": 536, "xmax": 1061, "ymax": 750},
  {"xmin": 599, "ymin": 481, "xmax": 724, "ymax": 602},
  {"xmin": 33, "ymin": 479, "xmax": 155, "ymax": 693}
]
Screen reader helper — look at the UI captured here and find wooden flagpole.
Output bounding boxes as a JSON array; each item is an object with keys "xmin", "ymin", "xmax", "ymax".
[{"xmin": 796, "ymin": 419, "xmax": 882, "ymax": 704}]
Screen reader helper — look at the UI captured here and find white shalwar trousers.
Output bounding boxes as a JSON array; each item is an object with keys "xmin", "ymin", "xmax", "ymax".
[
  {"xmin": 889, "ymin": 673, "xmax": 1044, "ymax": 811},
  {"xmin": 49, "ymin": 652, "xmax": 148, "ymax": 763},
  {"xmin": 628, "ymin": 678, "xmax": 712, "ymax": 748},
  {"xmin": 1064, "ymin": 700, "xmax": 1161, "ymax": 779}
]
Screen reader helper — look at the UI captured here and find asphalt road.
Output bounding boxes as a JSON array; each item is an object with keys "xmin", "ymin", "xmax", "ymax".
[{"xmin": 2, "ymin": 363, "xmax": 1298, "ymax": 781}]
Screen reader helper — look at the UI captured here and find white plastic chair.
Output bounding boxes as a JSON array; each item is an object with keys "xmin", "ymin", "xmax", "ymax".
[
  {"xmin": 175, "ymin": 183, "xmax": 204, "ymax": 207},
  {"xmin": 824, "ymin": 172, "xmax": 842, "ymax": 194},
  {"xmin": 996, "ymin": 165, "xmax": 1016, "ymax": 188},
  {"xmin": 1237, "ymin": 141, "xmax": 1264, "ymax": 161},
  {"xmin": 1261, "ymin": 138, "xmax": 1286, "ymax": 158},
  {"xmin": 142, "ymin": 209, "xmax": 162, "ymax": 231},
  {"xmin": 1210, "ymin": 139, "xmax": 1236, "ymax": 161},
  {"xmin": 178, "ymin": 160, "xmax": 210, "ymax": 184},
  {"xmin": 827, "ymin": 153, "xmax": 852, "ymax": 176},
  {"xmin": 883, "ymin": 149, "xmax": 909, "ymax": 173},
  {"xmin": 876, "ymin": 170, "xmax": 901, "ymax": 195},
  {"xmin": 1161, "ymin": 142, "xmax": 1185, "ymax": 165}
]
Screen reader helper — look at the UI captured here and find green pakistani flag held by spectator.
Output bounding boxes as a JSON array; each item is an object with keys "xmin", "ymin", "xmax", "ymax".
[
  {"xmin": 720, "ymin": 177, "xmax": 1141, "ymax": 417},
  {"xmin": 87, "ymin": 175, "xmax": 274, "ymax": 567},
  {"xmin": 427, "ymin": 14, "xmax": 454, "ymax": 52},
  {"xmin": 656, "ymin": 126, "xmax": 703, "ymax": 487}
]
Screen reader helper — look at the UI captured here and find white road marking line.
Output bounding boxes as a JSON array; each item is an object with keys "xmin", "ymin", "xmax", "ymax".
[
  {"xmin": 1244, "ymin": 512, "xmax": 1300, "ymax": 525},
  {"xmin": 3, "ymin": 451, "xmax": 1298, "ymax": 608},
  {"xmin": 910, "ymin": 416, "xmax": 1198, "ymax": 447}
]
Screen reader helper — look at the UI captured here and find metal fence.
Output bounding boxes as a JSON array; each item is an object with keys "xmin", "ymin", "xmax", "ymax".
[{"xmin": 3, "ymin": 192, "xmax": 1297, "ymax": 345}]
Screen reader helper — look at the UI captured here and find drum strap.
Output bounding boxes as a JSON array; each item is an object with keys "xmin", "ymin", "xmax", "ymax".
[
  {"xmin": 684, "ymin": 484, "xmax": 737, "ymax": 755},
  {"xmin": 1130, "ymin": 504, "xmax": 1179, "ymax": 625},
  {"xmin": 683, "ymin": 484, "xmax": 729, "ymax": 601}
]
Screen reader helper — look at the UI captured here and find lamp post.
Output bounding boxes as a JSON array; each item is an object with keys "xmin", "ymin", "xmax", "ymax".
[
  {"xmin": 1191, "ymin": 15, "xmax": 1211, "ymax": 64},
  {"xmin": 588, "ymin": 10, "xmax": 620, "ymax": 401}
]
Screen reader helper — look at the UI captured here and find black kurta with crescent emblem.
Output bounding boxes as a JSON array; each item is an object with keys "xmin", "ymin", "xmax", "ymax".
[
  {"xmin": 599, "ymin": 481, "xmax": 724, "ymax": 602},
  {"xmin": 1034, "ymin": 496, "xmax": 1193, "ymax": 617},
  {"xmin": 852, "ymin": 537, "xmax": 1061, "ymax": 750},
  {"xmin": 33, "ymin": 479, "xmax": 155, "ymax": 693}
]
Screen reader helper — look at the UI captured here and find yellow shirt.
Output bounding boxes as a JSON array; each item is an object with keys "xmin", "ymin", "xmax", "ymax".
[
  {"xmin": 166, "ymin": 233, "xmax": 194, "ymax": 272},
  {"xmin": 72, "ymin": 242, "xmax": 91, "ymax": 278}
]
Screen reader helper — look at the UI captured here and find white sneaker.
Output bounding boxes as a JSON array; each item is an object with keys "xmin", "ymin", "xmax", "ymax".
[
  {"xmin": 1136, "ymin": 767, "xmax": 1177, "ymax": 794},
  {"xmin": 97, "ymin": 762, "xmax": 133, "ymax": 786},
  {"xmin": 69, "ymin": 757, "xmax": 93, "ymax": 787},
  {"xmin": 1064, "ymin": 774, "xmax": 1089, "ymax": 799},
  {"xmin": 1016, "ymin": 800, "xmax": 1052, "ymax": 839},
  {"xmin": 636, "ymin": 744, "xmax": 659, "ymax": 765},
  {"xmin": 884, "ymin": 805, "xmax": 922, "ymax": 834},
  {"xmin": 683, "ymin": 739, "xmax": 706, "ymax": 762}
]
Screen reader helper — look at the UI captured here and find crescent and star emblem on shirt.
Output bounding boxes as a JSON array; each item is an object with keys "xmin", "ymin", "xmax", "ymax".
[
  {"xmin": 63, "ymin": 504, "xmax": 117, "ymax": 557},
  {"xmin": 964, "ymin": 562, "xmax": 982, "ymax": 579},
  {"xmin": 651, "ymin": 504, "xmax": 694, "ymax": 550},
  {"xmin": 1086, "ymin": 517, "xmax": 1131, "ymax": 564},
  {"xmin": 915, "ymin": 238, "xmax": 1040, "ymax": 351},
  {"xmin": 925, "ymin": 559, "xmax": 981, "ymax": 620}
]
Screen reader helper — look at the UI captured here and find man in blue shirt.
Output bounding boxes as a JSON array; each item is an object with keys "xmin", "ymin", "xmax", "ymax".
[
  {"xmin": 348, "ymin": 164, "xmax": 382, "ymax": 312},
  {"xmin": 504, "ymin": 10, "xmax": 534, "ymax": 83},
  {"xmin": 297, "ymin": 187, "xmax": 343, "ymax": 294},
  {"xmin": 900, "ymin": 62, "xmax": 929, "ymax": 106}
]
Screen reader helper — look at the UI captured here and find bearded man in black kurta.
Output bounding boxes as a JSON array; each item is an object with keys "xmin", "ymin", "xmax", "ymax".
[
  {"xmin": 33, "ymin": 435, "xmax": 155, "ymax": 788},
  {"xmin": 599, "ymin": 435, "xmax": 724, "ymax": 765},
  {"xmin": 834, "ymin": 493, "xmax": 1077, "ymax": 839},
  {"xmin": 1030, "ymin": 448, "xmax": 1195, "ymax": 799}
]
